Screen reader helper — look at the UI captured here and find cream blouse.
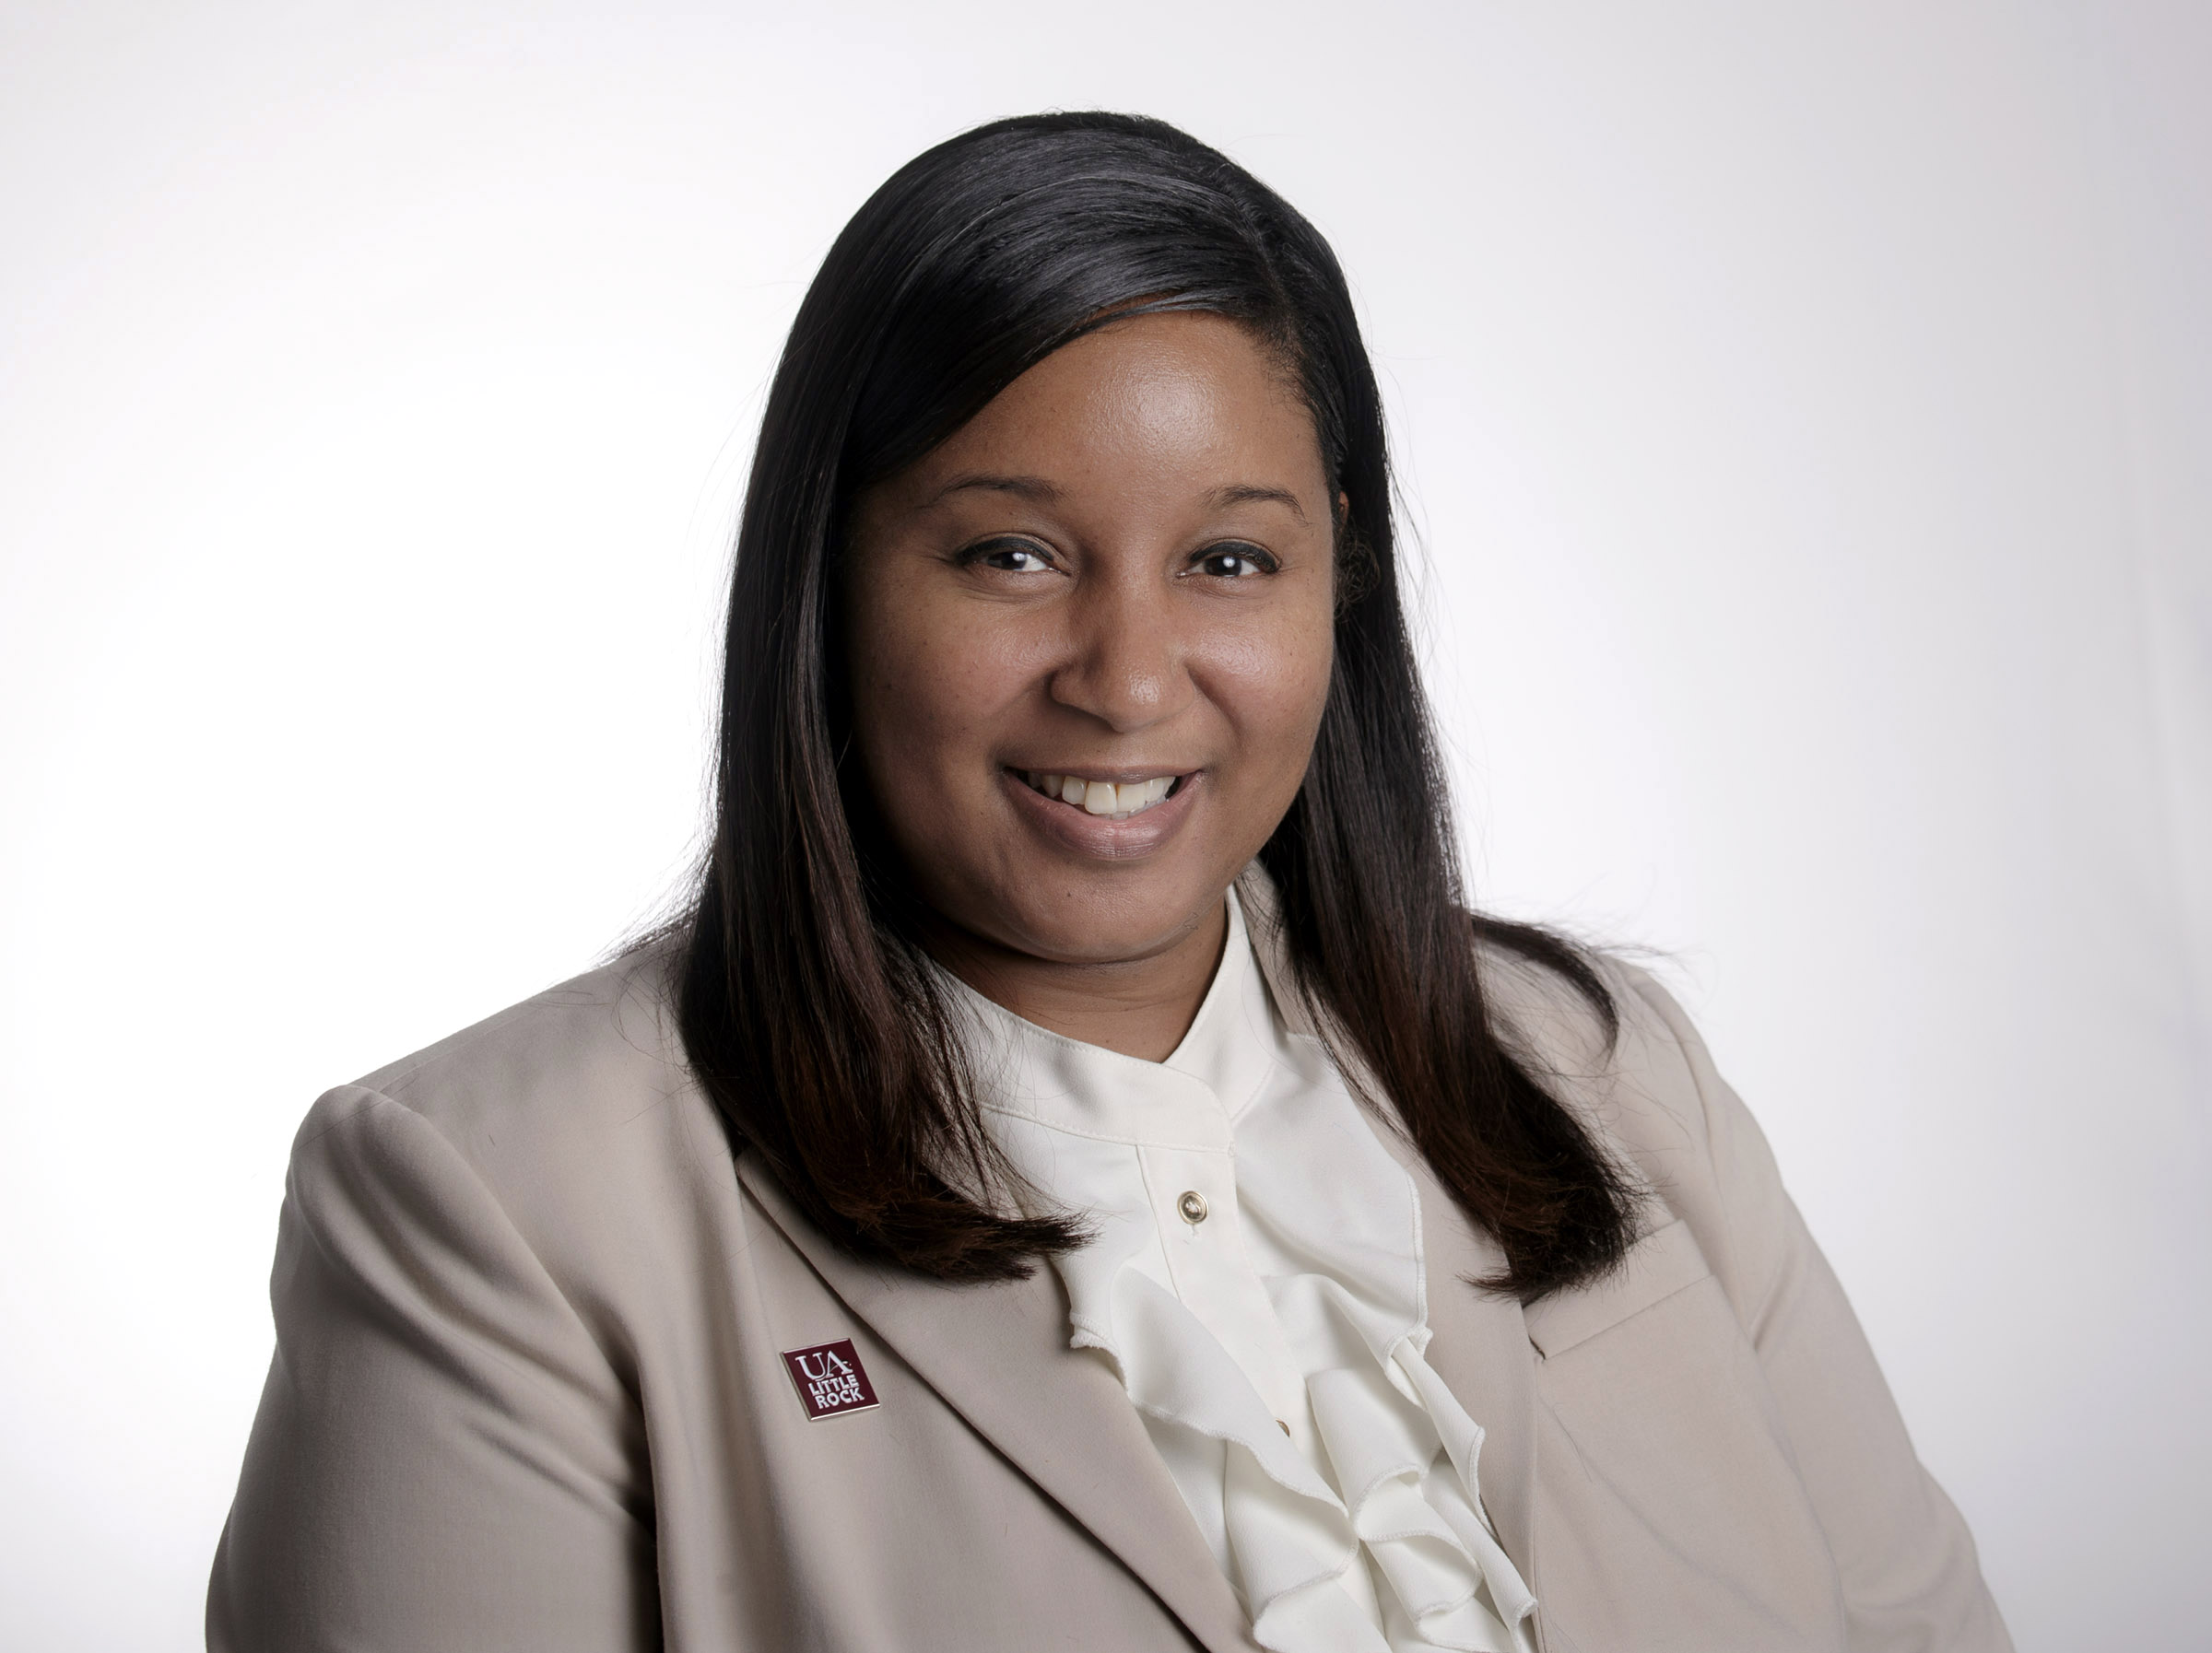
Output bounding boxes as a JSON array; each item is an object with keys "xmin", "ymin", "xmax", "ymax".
[{"xmin": 941, "ymin": 891, "xmax": 1538, "ymax": 1653}]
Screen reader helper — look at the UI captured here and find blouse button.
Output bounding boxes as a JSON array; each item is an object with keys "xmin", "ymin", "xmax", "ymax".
[{"xmin": 1176, "ymin": 1190, "xmax": 1209, "ymax": 1225}]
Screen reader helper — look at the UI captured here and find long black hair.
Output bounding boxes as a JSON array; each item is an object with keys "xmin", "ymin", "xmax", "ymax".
[{"xmin": 677, "ymin": 111, "xmax": 1638, "ymax": 1301}]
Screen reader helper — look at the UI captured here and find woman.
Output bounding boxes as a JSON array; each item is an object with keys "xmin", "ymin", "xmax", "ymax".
[{"xmin": 209, "ymin": 112, "xmax": 2010, "ymax": 1652}]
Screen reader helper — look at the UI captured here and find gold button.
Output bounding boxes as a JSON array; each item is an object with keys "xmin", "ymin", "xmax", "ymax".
[
  {"xmin": 1277, "ymin": 1419, "xmax": 1291, "ymax": 1436},
  {"xmin": 1177, "ymin": 1190, "xmax": 1208, "ymax": 1225}
]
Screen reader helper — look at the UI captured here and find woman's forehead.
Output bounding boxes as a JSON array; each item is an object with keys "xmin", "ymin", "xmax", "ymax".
[{"xmin": 895, "ymin": 312, "xmax": 1325, "ymax": 503}]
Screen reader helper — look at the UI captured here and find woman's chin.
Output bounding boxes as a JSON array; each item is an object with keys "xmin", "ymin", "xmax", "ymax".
[{"xmin": 966, "ymin": 880, "xmax": 1230, "ymax": 974}]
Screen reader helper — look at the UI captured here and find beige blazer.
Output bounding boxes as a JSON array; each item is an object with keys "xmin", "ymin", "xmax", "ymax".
[{"xmin": 208, "ymin": 874, "xmax": 2011, "ymax": 1652}]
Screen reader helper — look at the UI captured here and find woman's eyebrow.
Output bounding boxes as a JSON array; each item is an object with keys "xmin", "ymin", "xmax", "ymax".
[
  {"xmin": 931, "ymin": 473, "xmax": 1061, "ymax": 504},
  {"xmin": 929, "ymin": 475, "xmax": 1306, "ymax": 524},
  {"xmin": 1211, "ymin": 484, "xmax": 1307, "ymax": 523}
]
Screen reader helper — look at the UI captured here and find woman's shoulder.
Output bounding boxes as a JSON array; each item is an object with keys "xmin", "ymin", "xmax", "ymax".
[
  {"xmin": 284, "ymin": 945, "xmax": 719, "ymax": 1284},
  {"xmin": 1477, "ymin": 937, "xmax": 1722, "ymax": 1160},
  {"xmin": 1477, "ymin": 935, "xmax": 1800, "ymax": 1319},
  {"xmin": 340, "ymin": 945, "xmax": 688, "ymax": 1131}
]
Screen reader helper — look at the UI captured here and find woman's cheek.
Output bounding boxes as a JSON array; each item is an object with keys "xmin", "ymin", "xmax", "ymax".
[
  {"xmin": 1214, "ymin": 615, "xmax": 1332, "ymax": 764},
  {"xmin": 870, "ymin": 599, "xmax": 998, "ymax": 765}
]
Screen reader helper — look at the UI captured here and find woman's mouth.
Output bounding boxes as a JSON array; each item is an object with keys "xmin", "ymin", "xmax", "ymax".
[{"xmin": 1018, "ymin": 771, "xmax": 1183, "ymax": 822}]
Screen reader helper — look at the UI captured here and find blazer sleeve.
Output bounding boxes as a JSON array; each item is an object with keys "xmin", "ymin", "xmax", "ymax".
[
  {"xmin": 207, "ymin": 1085, "xmax": 658, "ymax": 1653},
  {"xmin": 1622, "ymin": 972, "xmax": 2014, "ymax": 1653}
]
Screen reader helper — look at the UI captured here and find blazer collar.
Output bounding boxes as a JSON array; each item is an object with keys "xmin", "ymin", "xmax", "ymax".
[
  {"xmin": 1235, "ymin": 865, "xmax": 1542, "ymax": 1575},
  {"xmin": 730, "ymin": 863, "xmax": 1542, "ymax": 1641},
  {"xmin": 734, "ymin": 1155, "xmax": 1260, "ymax": 1653}
]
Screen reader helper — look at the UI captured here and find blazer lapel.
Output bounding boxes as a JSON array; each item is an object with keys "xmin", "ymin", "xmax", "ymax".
[
  {"xmin": 735, "ymin": 1156, "xmax": 1260, "ymax": 1653},
  {"xmin": 1373, "ymin": 1133, "xmax": 1542, "ymax": 1577},
  {"xmin": 1236, "ymin": 865, "xmax": 1543, "ymax": 1577}
]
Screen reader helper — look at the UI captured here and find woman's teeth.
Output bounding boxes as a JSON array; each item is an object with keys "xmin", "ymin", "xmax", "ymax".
[{"xmin": 1023, "ymin": 772, "xmax": 1177, "ymax": 821}]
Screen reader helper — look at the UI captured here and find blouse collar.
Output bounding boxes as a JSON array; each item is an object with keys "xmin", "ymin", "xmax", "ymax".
[{"xmin": 945, "ymin": 886, "xmax": 1281, "ymax": 1151}]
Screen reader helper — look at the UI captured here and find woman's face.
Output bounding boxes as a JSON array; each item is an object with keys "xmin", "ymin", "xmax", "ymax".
[{"xmin": 843, "ymin": 311, "xmax": 1338, "ymax": 972}]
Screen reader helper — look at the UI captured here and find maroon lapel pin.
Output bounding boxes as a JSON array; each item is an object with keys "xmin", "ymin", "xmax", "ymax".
[{"xmin": 781, "ymin": 1339, "xmax": 880, "ymax": 1421}]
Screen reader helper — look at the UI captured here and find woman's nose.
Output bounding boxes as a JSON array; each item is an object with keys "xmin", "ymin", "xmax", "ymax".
[{"xmin": 1046, "ymin": 570, "xmax": 1193, "ymax": 733}]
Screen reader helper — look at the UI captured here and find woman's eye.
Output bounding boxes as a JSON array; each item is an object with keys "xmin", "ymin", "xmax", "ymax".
[
  {"xmin": 968, "ymin": 539, "xmax": 1055, "ymax": 574},
  {"xmin": 1191, "ymin": 543, "xmax": 1277, "ymax": 580}
]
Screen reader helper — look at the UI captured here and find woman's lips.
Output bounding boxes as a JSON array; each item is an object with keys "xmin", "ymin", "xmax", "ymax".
[
  {"xmin": 1000, "ymin": 767, "xmax": 1201, "ymax": 859},
  {"xmin": 1018, "ymin": 769, "xmax": 1179, "ymax": 820}
]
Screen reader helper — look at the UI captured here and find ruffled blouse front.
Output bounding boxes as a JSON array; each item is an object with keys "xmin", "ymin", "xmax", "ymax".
[{"xmin": 943, "ymin": 893, "xmax": 1538, "ymax": 1653}]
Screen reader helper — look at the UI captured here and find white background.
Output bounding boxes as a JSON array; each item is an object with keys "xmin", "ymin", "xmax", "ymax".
[{"xmin": 3, "ymin": 3, "xmax": 2206, "ymax": 1647}]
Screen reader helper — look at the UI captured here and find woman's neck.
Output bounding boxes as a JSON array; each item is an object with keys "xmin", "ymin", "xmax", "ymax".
[{"xmin": 921, "ymin": 896, "xmax": 1229, "ymax": 1062}]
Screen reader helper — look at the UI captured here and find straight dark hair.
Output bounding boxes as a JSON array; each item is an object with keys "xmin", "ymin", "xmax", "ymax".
[{"xmin": 677, "ymin": 111, "xmax": 1638, "ymax": 1302}]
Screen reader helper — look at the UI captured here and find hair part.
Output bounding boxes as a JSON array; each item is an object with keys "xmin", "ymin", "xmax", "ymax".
[{"xmin": 677, "ymin": 111, "xmax": 1639, "ymax": 1300}]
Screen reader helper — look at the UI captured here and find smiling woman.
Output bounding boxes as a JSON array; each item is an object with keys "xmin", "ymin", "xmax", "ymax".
[
  {"xmin": 207, "ymin": 113, "xmax": 2012, "ymax": 1653},
  {"xmin": 842, "ymin": 312, "xmax": 1338, "ymax": 1055}
]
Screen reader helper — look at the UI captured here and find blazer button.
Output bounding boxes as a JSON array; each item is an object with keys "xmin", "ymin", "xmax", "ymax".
[{"xmin": 1177, "ymin": 1190, "xmax": 1208, "ymax": 1225}]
